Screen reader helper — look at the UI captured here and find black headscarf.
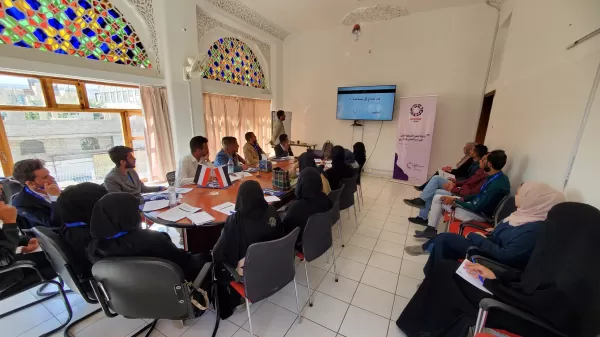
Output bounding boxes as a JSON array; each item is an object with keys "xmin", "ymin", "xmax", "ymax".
[
  {"xmin": 89, "ymin": 193, "xmax": 141, "ymax": 239},
  {"xmin": 326, "ymin": 145, "xmax": 356, "ymax": 190},
  {"xmin": 353, "ymin": 142, "xmax": 367, "ymax": 166},
  {"xmin": 57, "ymin": 183, "xmax": 108, "ymax": 224},
  {"xmin": 235, "ymin": 180, "xmax": 268, "ymax": 220},
  {"xmin": 331, "ymin": 146, "xmax": 346, "ymax": 168},
  {"xmin": 295, "ymin": 167, "xmax": 322, "ymax": 199},
  {"xmin": 299, "ymin": 152, "xmax": 317, "ymax": 171}
]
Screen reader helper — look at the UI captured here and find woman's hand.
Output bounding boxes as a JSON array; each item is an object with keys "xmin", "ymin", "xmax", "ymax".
[
  {"xmin": 21, "ymin": 238, "xmax": 40, "ymax": 254},
  {"xmin": 464, "ymin": 262, "xmax": 496, "ymax": 280}
]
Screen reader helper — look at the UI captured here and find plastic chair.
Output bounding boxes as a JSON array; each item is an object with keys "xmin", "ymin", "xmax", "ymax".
[
  {"xmin": 339, "ymin": 175, "xmax": 359, "ymax": 227},
  {"xmin": 328, "ymin": 185, "xmax": 344, "ymax": 246},
  {"xmin": 296, "ymin": 203, "xmax": 340, "ymax": 307},
  {"xmin": 90, "ymin": 257, "xmax": 212, "ymax": 337},
  {"xmin": 224, "ymin": 228, "xmax": 301, "ymax": 337},
  {"xmin": 166, "ymin": 171, "xmax": 176, "ymax": 186},
  {"xmin": 33, "ymin": 227, "xmax": 101, "ymax": 337}
]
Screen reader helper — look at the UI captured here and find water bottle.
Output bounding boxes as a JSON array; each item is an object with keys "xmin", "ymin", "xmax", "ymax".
[
  {"xmin": 168, "ymin": 186, "xmax": 177, "ymax": 208},
  {"xmin": 227, "ymin": 157, "xmax": 234, "ymax": 174}
]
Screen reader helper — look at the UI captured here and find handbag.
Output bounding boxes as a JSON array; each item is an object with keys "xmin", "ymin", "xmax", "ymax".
[{"xmin": 272, "ymin": 167, "xmax": 291, "ymax": 190}]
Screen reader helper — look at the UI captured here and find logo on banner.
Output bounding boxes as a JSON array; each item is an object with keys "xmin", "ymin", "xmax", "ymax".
[{"xmin": 410, "ymin": 104, "xmax": 424, "ymax": 121}]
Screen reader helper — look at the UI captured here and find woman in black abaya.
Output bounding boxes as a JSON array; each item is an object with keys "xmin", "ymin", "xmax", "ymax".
[
  {"xmin": 395, "ymin": 202, "xmax": 600, "ymax": 337},
  {"xmin": 325, "ymin": 146, "xmax": 356, "ymax": 190}
]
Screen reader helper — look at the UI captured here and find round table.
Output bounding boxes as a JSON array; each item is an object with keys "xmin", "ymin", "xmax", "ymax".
[{"xmin": 144, "ymin": 160, "xmax": 296, "ymax": 254}]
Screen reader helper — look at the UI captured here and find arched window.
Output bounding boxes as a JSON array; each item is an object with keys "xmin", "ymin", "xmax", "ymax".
[
  {"xmin": 20, "ymin": 139, "xmax": 45, "ymax": 155},
  {"xmin": 0, "ymin": 0, "xmax": 151, "ymax": 68},
  {"xmin": 81, "ymin": 137, "xmax": 100, "ymax": 150},
  {"xmin": 203, "ymin": 37, "xmax": 266, "ymax": 89}
]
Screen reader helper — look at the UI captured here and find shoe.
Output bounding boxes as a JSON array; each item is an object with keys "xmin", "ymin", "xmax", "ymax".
[
  {"xmin": 408, "ymin": 216, "xmax": 428, "ymax": 225},
  {"xmin": 414, "ymin": 226, "xmax": 437, "ymax": 238},
  {"xmin": 404, "ymin": 198, "xmax": 426, "ymax": 209},
  {"xmin": 404, "ymin": 245, "xmax": 425, "ymax": 256},
  {"xmin": 414, "ymin": 186, "xmax": 423, "ymax": 192}
]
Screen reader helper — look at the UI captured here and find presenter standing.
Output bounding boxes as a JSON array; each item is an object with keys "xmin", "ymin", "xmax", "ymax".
[{"xmin": 270, "ymin": 110, "xmax": 286, "ymax": 147}]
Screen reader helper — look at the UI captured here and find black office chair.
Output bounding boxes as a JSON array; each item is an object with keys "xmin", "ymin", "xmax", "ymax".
[
  {"xmin": 457, "ymin": 195, "xmax": 516, "ymax": 235},
  {"xmin": 296, "ymin": 204, "xmax": 340, "ymax": 307},
  {"xmin": 166, "ymin": 171, "xmax": 176, "ymax": 186},
  {"xmin": 90, "ymin": 257, "xmax": 212, "ymax": 337},
  {"xmin": 0, "ymin": 178, "xmax": 22, "ymax": 205},
  {"xmin": 339, "ymin": 175, "xmax": 359, "ymax": 227},
  {"xmin": 328, "ymin": 185, "xmax": 344, "ymax": 246},
  {"xmin": 33, "ymin": 227, "xmax": 101, "ymax": 337}
]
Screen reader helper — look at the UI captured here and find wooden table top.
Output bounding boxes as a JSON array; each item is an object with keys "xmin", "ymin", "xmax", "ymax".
[{"xmin": 144, "ymin": 160, "xmax": 295, "ymax": 227}]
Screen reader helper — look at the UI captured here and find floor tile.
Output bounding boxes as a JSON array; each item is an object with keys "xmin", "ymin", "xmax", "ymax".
[
  {"xmin": 373, "ymin": 198, "xmax": 395, "ymax": 207},
  {"xmin": 373, "ymin": 240, "xmax": 404, "ymax": 259},
  {"xmin": 360, "ymin": 266, "xmax": 398, "ymax": 293},
  {"xmin": 400, "ymin": 260, "xmax": 426, "ymax": 280},
  {"xmin": 268, "ymin": 281, "xmax": 310, "ymax": 314},
  {"xmin": 0, "ymin": 301, "xmax": 53, "ymax": 337},
  {"xmin": 332, "ymin": 257, "xmax": 366, "ymax": 281},
  {"xmin": 395, "ymin": 275, "xmax": 421, "ymax": 299},
  {"xmin": 75, "ymin": 316, "xmax": 146, "ymax": 337},
  {"xmin": 391, "ymin": 296, "xmax": 411, "ymax": 320},
  {"xmin": 362, "ymin": 197, "xmax": 376, "ymax": 206},
  {"xmin": 180, "ymin": 311, "xmax": 239, "ymax": 337},
  {"xmin": 351, "ymin": 284, "xmax": 394, "ymax": 319},
  {"xmin": 42, "ymin": 292, "xmax": 84, "ymax": 316},
  {"xmin": 389, "ymin": 206, "xmax": 413, "ymax": 217},
  {"xmin": 354, "ymin": 225, "xmax": 381, "ymax": 239},
  {"xmin": 0, "ymin": 291, "xmax": 40, "ymax": 315},
  {"xmin": 295, "ymin": 263, "xmax": 327, "ymax": 290},
  {"xmin": 404, "ymin": 235, "xmax": 429, "ymax": 247},
  {"xmin": 402, "ymin": 251, "xmax": 430, "ymax": 264},
  {"xmin": 369, "ymin": 205, "xmax": 391, "ymax": 214},
  {"xmin": 230, "ymin": 328, "xmax": 250, "ymax": 337},
  {"xmin": 241, "ymin": 301, "xmax": 297, "ymax": 337},
  {"xmin": 55, "ymin": 301, "xmax": 103, "ymax": 333},
  {"xmin": 387, "ymin": 320, "xmax": 408, "ymax": 337},
  {"xmin": 17, "ymin": 317, "xmax": 62, "ymax": 337},
  {"xmin": 379, "ymin": 231, "xmax": 407, "ymax": 245},
  {"xmin": 339, "ymin": 306, "xmax": 389, "ymax": 337},
  {"xmin": 359, "ymin": 217, "xmax": 385, "ymax": 229},
  {"xmin": 338, "ymin": 245, "xmax": 372, "ymax": 264},
  {"xmin": 347, "ymin": 234, "xmax": 377, "ymax": 250},
  {"xmin": 316, "ymin": 273, "xmax": 358, "ymax": 303},
  {"xmin": 331, "ymin": 225, "xmax": 354, "ymax": 244},
  {"xmin": 365, "ymin": 211, "xmax": 388, "ymax": 221},
  {"xmin": 285, "ymin": 317, "xmax": 336, "ymax": 337},
  {"xmin": 408, "ymin": 223, "xmax": 428, "ymax": 233},
  {"xmin": 152, "ymin": 318, "xmax": 196, "ymax": 337},
  {"xmin": 301, "ymin": 292, "xmax": 349, "ymax": 332},
  {"xmin": 307, "ymin": 250, "xmax": 334, "ymax": 272},
  {"xmin": 227, "ymin": 300, "xmax": 265, "ymax": 327},
  {"xmin": 368, "ymin": 252, "xmax": 402, "ymax": 274},
  {"xmin": 383, "ymin": 221, "xmax": 409, "ymax": 234}
]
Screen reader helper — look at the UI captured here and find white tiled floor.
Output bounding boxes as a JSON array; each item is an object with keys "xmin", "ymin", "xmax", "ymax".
[{"xmin": 0, "ymin": 176, "xmax": 429, "ymax": 337}]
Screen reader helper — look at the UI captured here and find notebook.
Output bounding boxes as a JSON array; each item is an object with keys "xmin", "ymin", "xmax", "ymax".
[{"xmin": 455, "ymin": 260, "xmax": 492, "ymax": 295}]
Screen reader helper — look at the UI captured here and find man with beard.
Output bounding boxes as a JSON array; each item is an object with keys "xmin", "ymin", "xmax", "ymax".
[{"xmin": 104, "ymin": 145, "xmax": 164, "ymax": 199}]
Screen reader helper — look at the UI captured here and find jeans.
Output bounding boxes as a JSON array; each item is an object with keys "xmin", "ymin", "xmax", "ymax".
[
  {"xmin": 427, "ymin": 194, "xmax": 487, "ymax": 232},
  {"xmin": 418, "ymin": 176, "xmax": 452, "ymax": 219},
  {"xmin": 422, "ymin": 233, "xmax": 472, "ymax": 276}
]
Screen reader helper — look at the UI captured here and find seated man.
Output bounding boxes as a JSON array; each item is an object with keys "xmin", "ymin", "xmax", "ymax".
[
  {"xmin": 175, "ymin": 136, "xmax": 210, "ymax": 187},
  {"xmin": 104, "ymin": 146, "xmax": 164, "ymax": 199},
  {"xmin": 404, "ymin": 145, "xmax": 488, "ymax": 226},
  {"xmin": 11, "ymin": 159, "xmax": 62, "ymax": 228},
  {"xmin": 415, "ymin": 141, "xmax": 476, "ymax": 190},
  {"xmin": 214, "ymin": 136, "xmax": 246, "ymax": 172},
  {"xmin": 412, "ymin": 150, "xmax": 510, "ymax": 239},
  {"xmin": 274, "ymin": 134, "xmax": 294, "ymax": 158},
  {"xmin": 243, "ymin": 132, "xmax": 266, "ymax": 165}
]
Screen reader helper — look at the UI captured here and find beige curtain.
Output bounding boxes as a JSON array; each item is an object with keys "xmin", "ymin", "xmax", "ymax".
[
  {"xmin": 203, "ymin": 93, "xmax": 271, "ymax": 160},
  {"xmin": 141, "ymin": 86, "xmax": 175, "ymax": 182}
]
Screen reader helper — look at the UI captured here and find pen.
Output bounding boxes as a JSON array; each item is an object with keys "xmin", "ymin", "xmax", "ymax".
[{"xmin": 471, "ymin": 258, "xmax": 485, "ymax": 284}]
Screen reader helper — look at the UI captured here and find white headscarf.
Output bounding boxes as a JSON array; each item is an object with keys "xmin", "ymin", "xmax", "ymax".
[{"xmin": 505, "ymin": 181, "xmax": 565, "ymax": 226}]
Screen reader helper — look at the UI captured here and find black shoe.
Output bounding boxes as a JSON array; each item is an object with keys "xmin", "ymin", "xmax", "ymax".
[
  {"xmin": 404, "ymin": 198, "xmax": 426, "ymax": 209},
  {"xmin": 414, "ymin": 226, "xmax": 437, "ymax": 238},
  {"xmin": 408, "ymin": 216, "xmax": 428, "ymax": 225},
  {"xmin": 414, "ymin": 186, "xmax": 424, "ymax": 192}
]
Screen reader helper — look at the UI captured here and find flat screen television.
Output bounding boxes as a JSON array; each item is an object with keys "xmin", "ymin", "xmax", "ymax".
[{"xmin": 336, "ymin": 85, "xmax": 397, "ymax": 121}]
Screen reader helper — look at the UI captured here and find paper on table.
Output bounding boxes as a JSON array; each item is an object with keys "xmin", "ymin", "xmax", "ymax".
[
  {"xmin": 213, "ymin": 202, "xmax": 236, "ymax": 216},
  {"xmin": 264, "ymin": 195, "xmax": 281, "ymax": 203},
  {"xmin": 315, "ymin": 159, "xmax": 323, "ymax": 164},
  {"xmin": 438, "ymin": 170, "xmax": 456, "ymax": 181},
  {"xmin": 176, "ymin": 188, "xmax": 193, "ymax": 194},
  {"xmin": 187, "ymin": 211, "xmax": 215, "ymax": 225},
  {"xmin": 142, "ymin": 200, "xmax": 170, "ymax": 212},
  {"xmin": 158, "ymin": 203, "xmax": 201, "ymax": 222},
  {"xmin": 229, "ymin": 173, "xmax": 243, "ymax": 182},
  {"xmin": 240, "ymin": 172, "xmax": 252, "ymax": 177},
  {"xmin": 455, "ymin": 260, "xmax": 492, "ymax": 295}
]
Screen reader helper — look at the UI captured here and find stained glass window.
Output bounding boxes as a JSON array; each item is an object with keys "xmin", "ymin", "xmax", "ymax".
[
  {"xmin": 203, "ymin": 37, "xmax": 266, "ymax": 89},
  {"xmin": 0, "ymin": 0, "xmax": 151, "ymax": 68}
]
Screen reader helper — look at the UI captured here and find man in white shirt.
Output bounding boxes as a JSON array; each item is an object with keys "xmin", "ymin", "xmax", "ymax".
[
  {"xmin": 270, "ymin": 110, "xmax": 286, "ymax": 146},
  {"xmin": 175, "ymin": 136, "xmax": 210, "ymax": 187}
]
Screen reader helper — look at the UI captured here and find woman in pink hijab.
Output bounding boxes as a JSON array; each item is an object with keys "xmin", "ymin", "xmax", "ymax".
[{"xmin": 407, "ymin": 181, "xmax": 565, "ymax": 275}]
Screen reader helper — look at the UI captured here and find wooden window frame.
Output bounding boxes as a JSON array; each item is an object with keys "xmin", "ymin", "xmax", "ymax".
[{"xmin": 0, "ymin": 70, "xmax": 143, "ymax": 176}]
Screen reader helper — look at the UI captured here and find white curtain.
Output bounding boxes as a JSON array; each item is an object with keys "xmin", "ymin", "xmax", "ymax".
[{"xmin": 141, "ymin": 86, "xmax": 175, "ymax": 182}]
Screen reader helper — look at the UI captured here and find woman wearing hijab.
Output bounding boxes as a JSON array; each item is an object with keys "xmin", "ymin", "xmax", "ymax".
[
  {"xmin": 290, "ymin": 152, "xmax": 331, "ymax": 193},
  {"xmin": 396, "ymin": 202, "xmax": 600, "ymax": 337},
  {"xmin": 87, "ymin": 193, "xmax": 207, "ymax": 281},
  {"xmin": 283, "ymin": 167, "xmax": 333, "ymax": 248},
  {"xmin": 56, "ymin": 182, "xmax": 107, "ymax": 276},
  {"xmin": 325, "ymin": 146, "xmax": 356, "ymax": 190},
  {"xmin": 353, "ymin": 142, "xmax": 366, "ymax": 184},
  {"xmin": 406, "ymin": 181, "xmax": 565, "ymax": 275}
]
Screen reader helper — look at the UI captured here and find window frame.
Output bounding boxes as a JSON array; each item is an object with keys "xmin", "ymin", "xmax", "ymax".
[{"xmin": 0, "ymin": 71, "xmax": 144, "ymax": 177}]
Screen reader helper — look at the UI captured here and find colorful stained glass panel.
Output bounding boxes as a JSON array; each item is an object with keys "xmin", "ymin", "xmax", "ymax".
[
  {"xmin": 202, "ymin": 37, "xmax": 266, "ymax": 89},
  {"xmin": 0, "ymin": 0, "xmax": 151, "ymax": 68}
]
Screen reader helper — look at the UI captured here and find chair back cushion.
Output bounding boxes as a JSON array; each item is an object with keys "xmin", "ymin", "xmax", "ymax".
[
  {"xmin": 303, "ymin": 204, "xmax": 337, "ymax": 262},
  {"xmin": 328, "ymin": 186, "xmax": 343, "ymax": 222},
  {"xmin": 339, "ymin": 176, "xmax": 358, "ymax": 210},
  {"xmin": 495, "ymin": 196, "xmax": 516, "ymax": 225},
  {"xmin": 0, "ymin": 179, "xmax": 23, "ymax": 205}
]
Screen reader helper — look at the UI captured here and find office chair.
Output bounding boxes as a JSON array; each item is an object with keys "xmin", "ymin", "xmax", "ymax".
[
  {"xmin": 0, "ymin": 178, "xmax": 22, "ymax": 205},
  {"xmin": 339, "ymin": 175, "xmax": 360, "ymax": 227},
  {"xmin": 328, "ymin": 185, "xmax": 344, "ymax": 247},
  {"xmin": 455, "ymin": 195, "xmax": 516, "ymax": 236}
]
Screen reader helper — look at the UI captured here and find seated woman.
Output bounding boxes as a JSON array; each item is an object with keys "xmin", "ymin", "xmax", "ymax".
[
  {"xmin": 87, "ymin": 193, "xmax": 207, "ymax": 282},
  {"xmin": 326, "ymin": 145, "xmax": 356, "ymax": 190},
  {"xmin": 283, "ymin": 167, "xmax": 333, "ymax": 249},
  {"xmin": 56, "ymin": 182, "xmax": 107, "ymax": 276},
  {"xmin": 405, "ymin": 181, "xmax": 565, "ymax": 275},
  {"xmin": 290, "ymin": 152, "xmax": 331, "ymax": 194},
  {"xmin": 353, "ymin": 142, "xmax": 366, "ymax": 185},
  {"xmin": 395, "ymin": 202, "xmax": 600, "ymax": 337}
]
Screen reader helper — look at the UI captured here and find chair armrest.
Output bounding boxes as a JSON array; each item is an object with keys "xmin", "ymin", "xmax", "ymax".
[
  {"xmin": 221, "ymin": 262, "xmax": 243, "ymax": 283},
  {"xmin": 467, "ymin": 246, "xmax": 493, "ymax": 259},
  {"xmin": 471, "ymin": 255, "xmax": 518, "ymax": 275},
  {"xmin": 478, "ymin": 298, "xmax": 569, "ymax": 337},
  {"xmin": 192, "ymin": 262, "xmax": 213, "ymax": 289},
  {"xmin": 454, "ymin": 204, "xmax": 492, "ymax": 223},
  {"xmin": 0, "ymin": 259, "xmax": 37, "ymax": 274},
  {"xmin": 459, "ymin": 222, "xmax": 492, "ymax": 235}
]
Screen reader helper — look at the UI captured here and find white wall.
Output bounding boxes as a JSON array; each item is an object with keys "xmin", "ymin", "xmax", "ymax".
[
  {"xmin": 484, "ymin": 0, "xmax": 600, "ymax": 193},
  {"xmin": 283, "ymin": 3, "xmax": 497, "ymax": 176}
]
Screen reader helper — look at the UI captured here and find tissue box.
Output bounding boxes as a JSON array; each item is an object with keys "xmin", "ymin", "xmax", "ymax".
[{"xmin": 259, "ymin": 160, "xmax": 273, "ymax": 172}]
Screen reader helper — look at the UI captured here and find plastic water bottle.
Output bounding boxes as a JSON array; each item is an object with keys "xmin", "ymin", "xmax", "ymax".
[
  {"xmin": 227, "ymin": 157, "xmax": 234, "ymax": 174},
  {"xmin": 168, "ymin": 186, "xmax": 177, "ymax": 208}
]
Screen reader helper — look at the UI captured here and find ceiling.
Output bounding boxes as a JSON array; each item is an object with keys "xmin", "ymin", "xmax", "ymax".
[{"xmin": 235, "ymin": 0, "xmax": 487, "ymax": 34}]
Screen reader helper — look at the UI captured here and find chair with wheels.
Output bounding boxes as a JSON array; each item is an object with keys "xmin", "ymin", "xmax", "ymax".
[
  {"xmin": 166, "ymin": 171, "xmax": 176, "ymax": 186},
  {"xmin": 218, "ymin": 228, "xmax": 302, "ymax": 337},
  {"xmin": 327, "ymin": 185, "xmax": 344, "ymax": 246},
  {"xmin": 90, "ymin": 257, "xmax": 213, "ymax": 337},
  {"xmin": 339, "ymin": 175, "xmax": 360, "ymax": 229},
  {"xmin": 295, "ymin": 203, "xmax": 340, "ymax": 307}
]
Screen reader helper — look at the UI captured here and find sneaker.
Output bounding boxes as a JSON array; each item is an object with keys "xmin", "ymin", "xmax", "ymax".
[
  {"xmin": 414, "ymin": 226, "xmax": 437, "ymax": 239},
  {"xmin": 404, "ymin": 198, "xmax": 426, "ymax": 209},
  {"xmin": 404, "ymin": 245, "xmax": 425, "ymax": 256},
  {"xmin": 408, "ymin": 216, "xmax": 428, "ymax": 225}
]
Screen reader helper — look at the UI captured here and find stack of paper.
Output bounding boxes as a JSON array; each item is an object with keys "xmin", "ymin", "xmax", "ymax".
[
  {"xmin": 455, "ymin": 260, "xmax": 492, "ymax": 294},
  {"xmin": 176, "ymin": 188, "xmax": 193, "ymax": 194},
  {"xmin": 142, "ymin": 200, "xmax": 170, "ymax": 212},
  {"xmin": 264, "ymin": 195, "xmax": 281, "ymax": 203},
  {"xmin": 213, "ymin": 202, "xmax": 236, "ymax": 216},
  {"xmin": 158, "ymin": 203, "xmax": 201, "ymax": 222},
  {"xmin": 187, "ymin": 212, "xmax": 215, "ymax": 225}
]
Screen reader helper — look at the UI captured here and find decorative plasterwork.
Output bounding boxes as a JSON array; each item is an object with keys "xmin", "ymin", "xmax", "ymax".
[
  {"xmin": 204, "ymin": 0, "xmax": 289, "ymax": 40},
  {"xmin": 486, "ymin": 0, "xmax": 504, "ymax": 10},
  {"xmin": 196, "ymin": 8, "xmax": 271, "ymax": 70},
  {"xmin": 125, "ymin": 0, "xmax": 161, "ymax": 73},
  {"xmin": 341, "ymin": 5, "xmax": 409, "ymax": 26}
]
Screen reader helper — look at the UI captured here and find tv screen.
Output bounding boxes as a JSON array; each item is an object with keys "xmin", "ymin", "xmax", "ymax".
[{"xmin": 336, "ymin": 85, "xmax": 397, "ymax": 121}]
